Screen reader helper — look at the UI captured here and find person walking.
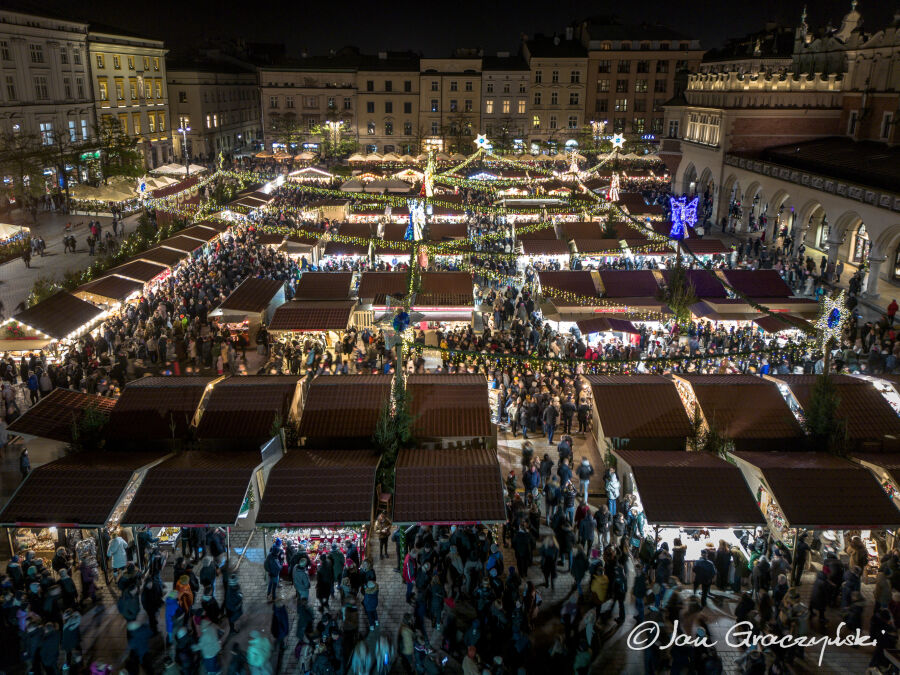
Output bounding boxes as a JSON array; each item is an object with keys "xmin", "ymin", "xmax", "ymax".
[
  {"xmin": 19, "ymin": 447, "xmax": 30, "ymax": 480},
  {"xmin": 692, "ymin": 550, "xmax": 716, "ymax": 608},
  {"xmin": 224, "ymin": 574, "xmax": 244, "ymax": 634},
  {"xmin": 375, "ymin": 513, "xmax": 392, "ymax": 560},
  {"xmin": 542, "ymin": 403, "xmax": 558, "ymax": 445},
  {"xmin": 264, "ymin": 546, "xmax": 281, "ymax": 602},
  {"xmin": 362, "ymin": 579, "xmax": 380, "ymax": 631},
  {"xmin": 575, "ymin": 457, "xmax": 594, "ymax": 503},
  {"xmin": 194, "ymin": 618, "xmax": 223, "ymax": 675},
  {"xmin": 604, "ymin": 468, "xmax": 619, "ymax": 516},
  {"xmin": 140, "ymin": 577, "xmax": 163, "ymax": 636}
]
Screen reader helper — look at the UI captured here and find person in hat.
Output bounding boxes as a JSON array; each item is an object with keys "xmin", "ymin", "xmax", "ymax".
[
  {"xmin": 293, "ymin": 556, "xmax": 310, "ymax": 603},
  {"xmin": 363, "ymin": 579, "xmax": 380, "ymax": 631}
]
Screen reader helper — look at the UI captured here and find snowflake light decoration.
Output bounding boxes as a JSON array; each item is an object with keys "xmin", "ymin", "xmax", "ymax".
[
  {"xmin": 668, "ymin": 195, "xmax": 699, "ymax": 240},
  {"xmin": 611, "ymin": 133, "xmax": 625, "ymax": 149},
  {"xmin": 474, "ymin": 134, "xmax": 490, "ymax": 150},
  {"xmin": 817, "ymin": 290, "xmax": 847, "ymax": 349}
]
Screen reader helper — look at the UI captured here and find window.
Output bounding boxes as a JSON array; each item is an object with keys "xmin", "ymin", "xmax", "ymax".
[
  {"xmin": 366, "ymin": 80, "xmax": 374, "ymax": 92},
  {"xmin": 98, "ymin": 78, "xmax": 109, "ymax": 101},
  {"xmin": 68, "ymin": 120, "xmax": 77, "ymax": 142},
  {"xmin": 465, "ymin": 81, "xmax": 472, "ymax": 91},
  {"xmin": 636, "ymin": 60, "xmax": 650, "ymax": 74},
  {"xmin": 39, "ymin": 122, "xmax": 53, "ymax": 145},
  {"xmin": 133, "ymin": 113, "xmax": 142, "ymax": 135},
  {"xmin": 659, "ymin": 42, "xmax": 669, "ymax": 51},
  {"xmin": 0, "ymin": 41, "xmax": 10, "ymax": 61},
  {"xmin": 327, "ymin": 96, "xmax": 335, "ymax": 109},
  {"xmin": 129, "ymin": 78, "xmax": 137, "ymax": 100},
  {"xmin": 517, "ymin": 99, "xmax": 526, "ymax": 114},
  {"xmin": 431, "ymin": 80, "xmax": 438, "ymax": 91},
  {"xmin": 60, "ymin": 48, "xmax": 68, "ymax": 65},
  {"xmin": 343, "ymin": 97, "xmax": 352, "ymax": 110},
  {"xmin": 600, "ymin": 42, "xmax": 611, "ymax": 51},
  {"xmin": 464, "ymin": 99, "xmax": 472, "ymax": 112},
  {"xmin": 384, "ymin": 121, "xmax": 393, "ymax": 135},
  {"xmin": 155, "ymin": 80, "xmax": 161, "ymax": 98},
  {"xmin": 486, "ymin": 83, "xmax": 494, "ymax": 93},
  {"xmin": 595, "ymin": 100, "xmax": 608, "ymax": 113},
  {"xmin": 519, "ymin": 82, "xmax": 526, "ymax": 93},
  {"xmin": 534, "ymin": 70, "xmax": 542, "ymax": 83},
  {"xmin": 64, "ymin": 78, "xmax": 72, "ymax": 99},
  {"xmin": 431, "ymin": 121, "xmax": 439, "ymax": 135},
  {"xmin": 366, "ymin": 101, "xmax": 375, "ymax": 113},
  {"xmin": 651, "ymin": 117, "xmax": 663, "ymax": 134},
  {"xmin": 853, "ymin": 223, "xmax": 870, "ymax": 263},
  {"xmin": 633, "ymin": 117, "xmax": 645, "ymax": 133},
  {"xmin": 549, "ymin": 115, "xmax": 557, "ymax": 129},
  {"xmin": 81, "ymin": 118, "xmax": 88, "ymax": 139},
  {"xmin": 848, "ymin": 110, "xmax": 859, "ymax": 135},
  {"xmin": 621, "ymin": 42, "xmax": 631, "ymax": 50},
  {"xmin": 502, "ymin": 83, "xmax": 510, "ymax": 94},
  {"xmin": 597, "ymin": 79, "xmax": 610, "ymax": 92},
  {"xmin": 367, "ymin": 121, "xmax": 375, "ymax": 135},
  {"xmin": 384, "ymin": 80, "xmax": 392, "ymax": 92},
  {"xmin": 76, "ymin": 78, "xmax": 85, "ymax": 99},
  {"xmin": 676, "ymin": 60, "xmax": 688, "ymax": 70},
  {"xmin": 206, "ymin": 114, "xmax": 212, "ymax": 128},
  {"xmin": 127, "ymin": 55, "xmax": 134, "ymax": 70},
  {"xmin": 113, "ymin": 55, "xmax": 121, "ymax": 69},
  {"xmin": 33, "ymin": 75, "xmax": 49, "ymax": 100},
  {"xmin": 286, "ymin": 96, "xmax": 295, "ymax": 108},
  {"xmin": 404, "ymin": 80, "xmax": 412, "ymax": 92},
  {"xmin": 213, "ymin": 114, "xmax": 218, "ymax": 127},
  {"xmin": 450, "ymin": 81, "xmax": 458, "ymax": 91},
  {"xmin": 613, "ymin": 118, "xmax": 625, "ymax": 132},
  {"xmin": 551, "ymin": 70, "xmax": 559, "ymax": 83},
  {"xmin": 153, "ymin": 57, "xmax": 159, "ymax": 71},
  {"xmin": 158, "ymin": 112, "xmax": 165, "ymax": 131},
  {"xmin": 143, "ymin": 56, "xmax": 149, "ymax": 70},
  {"xmin": 403, "ymin": 101, "xmax": 412, "ymax": 114},
  {"xmin": 73, "ymin": 49, "xmax": 81, "ymax": 65},
  {"xmin": 96, "ymin": 53, "xmax": 105, "ymax": 69},
  {"xmin": 570, "ymin": 71, "xmax": 581, "ymax": 84},
  {"xmin": 881, "ymin": 112, "xmax": 894, "ymax": 140},
  {"xmin": 654, "ymin": 79, "xmax": 667, "ymax": 93},
  {"xmin": 533, "ymin": 92, "xmax": 541, "ymax": 105},
  {"xmin": 634, "ymin": 99, "xmax": 646, "ymax": 113},
  {"xmin": 485, "ymin": 99, "xmax": 494, "ymax": 114},
  {"xmin": 269, "ymin": 96, "xmax": 278, "ymax": 108},
  {"xmin": 551, "ymin": 91, "xmax": 558, "ymax": 105},
  {"xmin": 178, "ymin": 90, "xmax": 187, "ymax": 103},
  {"xmin": 668, "ymin": 120, "xmax": 679, "ymax": 138},
  {"xmin": 532, "ymin": 115, "xmax": 540, "ymax": 128},
  {"xmin": 684, "ymin": 112, "xmax": 720, "ymax": 145},
  {"xmin": 597, "ymin": 60, "xmax": 611, "ymax": 73},
  {"xmin": 614, "ymin": 98, "xmax": 628, "ymax": 112},
  {"xmin": 656, "ymin": 61, "xmax": 669, "ymax": 73},
  {"xmin": 384, "ymin": 101, "xmax": 392, "ymax": 114},
  {"xmin": 568, "ymin": 92, "xmax": 579, "ymax": 106},
  {"xmin": 449, "ymin": 99, "xmax": 457, "ymax": 112},
  {"xmin": 30, "ymin": 44, "xmax": 44, "ymax": 64},
  {"xmin": 502, "ymin": 100, "xmax": 510, "ymax": 114},
  {"xmin": 431, "ymin": 99, "xmax": 439, "ymax": 112},
  {"xmin": 568, "ymin": 115, "xmax": 578, "ymax": 129},
  {"xmin": 404, "ymin": 121, "xmax": 412, "ymax": 135},
  {"xmin": 653, "ymin": 98, "xmax": 666, "ymax": 112},
  {"xmin": 617, "ymin": 61, "xmax": 630, "ymax": 73},
  {"xmin": 616, "ymin": 79, "xmax": 628, "ymax": 93},
  {"xmin": 114, "ymin": 78, "xmax": 124, "ymax": 101},
  {"xmin": 635, "ymin": 79, "xmax": 648, "ymax": 93}
]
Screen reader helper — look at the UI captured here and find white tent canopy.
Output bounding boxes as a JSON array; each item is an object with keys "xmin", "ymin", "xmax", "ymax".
[
  {"xmin": 340, "ymin": 179, "xmax": 366, "ymax": 192},
  {"xmin": 0, "ymin": 223, "xmax": 29, "ymax": 240},
  {"xmin": 152, "ymin": 163, "xmax": 207, "ymax": 176}
]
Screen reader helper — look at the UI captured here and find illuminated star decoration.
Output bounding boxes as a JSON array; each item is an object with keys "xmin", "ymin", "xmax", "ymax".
[
  {"xmin": 817, "ymin": 290, "xmax": 847, "ymax": 349},
  {"xmin": 474, "ymin": 134, "xmax": 490, "ymax": 150},
  {"xmin": 668, "ymin": 195, "xmax": 699, "ymax": 240},
  {"xmin": 611, "ymin": 133, "xmax": 625, "ymax": 149}
]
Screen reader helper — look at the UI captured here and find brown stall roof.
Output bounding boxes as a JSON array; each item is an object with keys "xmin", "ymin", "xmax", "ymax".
[
  {"xmin": 576, "ymin": 316, "xmax": 640, "ymax": 334},
  {"xmin": 195, "ymin": 376, "xmax": 301, "ymax": 440},
  {"xmin": 256, "ymin": 449, "xmax": 379, "ymax": 526},
  {"xmin": 256, "ymin": 233, "xmax": 286, "ymax": 246},
  {"xmin": 617, "ymin": 450, "xmax": 764, "ymax": 527},
  {"xmin": 587, "ymin": 375, "xmax": 692, "ymax": 439},
  {"xmin": 516, "ymin": 226, "xmax": 560, "ymax": 240},
  {"xmin": 7, "ymin": 388, "xmax": 116, "ymax": 442},
  {"xmin": 571, "ymin": 238, "xmax": 626, "ymax": 254},
  {"xmin": 298, "ymin": 375, "xmax": 391, "ymax": 439},
  {"xmin": 106, "ymin": 376, "xmax": 214, "ymax": 441},
  {"xmin": 122, "ymin": 451, "xmax": 261, "ymax": 526},
  {"xmin": 135, "ymin": 246, "xmax": 188, "ymax": 268},
  {"xmin": 618, "ymin": 193, "xmax": 665, "ymax": 216},
  {"xmin": 733, "ymin": 451, "xmax": 900, "ymax": 529},
  {"xmin": 76, "ymin": 275, "xmax": 144, "ymax": 303},
  {"xmin": 773, "ymin": 375, "xmax": 900, "ymax": 441},
  {"xmin": 599, "ymin": 270, "xmax": 660, "ymax": 298},
  {"xmin": 661, "ymin": 270, "xmax": 728, "ymax": 299},
  {"xmin": 393, "ymin": 447, "xmax": 506, "ymax": 523},
  {"xmin": 538, "ymin": 270, "xmax": 599, "ymax": 298},
  {"xmin": 324, "ymin": 241, "xmax": 370, "ymax": 257},
  {"xmin": 382, "ymin": 223, "xmax": 408, "ymax": 241},
  {"xmin": 268, "ymin": 301, "xmax": 354, "ymax": 332},
  {"xmin": 683, "ymin": 239, "xmax": 731, "ymax": 256},
  {"xmin": 358, "ymin": 272, "xmax": 408, "ymax": 302},
  {"xmin": 853, "ymin": 452, "xmax": 900, "ymax": 489},
  {"xmin": 218, "ymin": 278, "xmax": 285, "ymax": 314},
  {"xmin": 337, "ymin": 223, "xmax": 375, "ymax": 237},
  {"xmin": 406, "ymin": 374, "xmax": 492, "ymax": 438},
  {"xmin": 12, "ymin": 292, "xmax": 104, "ymax": 340},
  {"xmin": 680, "ymin": 375, "xmax": 803, "ymax": 441},
  {"xmin": 722, "ymin": 270, "xmax": 793, "ymax": 298},
  {"xmin": 0, "ymin": 451, "xmax": 165, "ymax": 527},
  {"xmin": 754, "ymin": 314, "xmax": 813, "ymax": 334},
  {"xmin": 106, "ymin": 259, "xmax": 168, "ymax": 283},
  {"xmin": 159, "ymin": 235, "xmax": 204, "ymax": 253},
  {"xmin": 176, "ymin": 225, "xmax": 220, "ymax": 242},
  {"xmin": 195, "ymin": 220, "xmax": 231, "ymax": 233},
  {"xmin": 560, "ymin": 221, "xmax": 605, "ymax": 240},
  {"xmin": 416, "ymin": 272, "xmax": 474, "ymax": 307},
  {"xmin": 521, "ymin": 239, "xmax": 571, "ymax": 256},
  {"xmin": 295, "ymin": 272, "xmax": 353, "ymax": 300},
  {"xmin": 426, "ymin": 222, "xmax": 468, "ymax": 240},
  {"xmin": 286, "ymin": 232, "xmax": 321, "ymax": 247}
]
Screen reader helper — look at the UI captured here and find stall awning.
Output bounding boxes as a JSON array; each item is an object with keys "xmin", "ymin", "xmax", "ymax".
[
  {"xmin": 294, "ymin": 272, "xmax": 353, "ymax": 301},
  {"xmin": 661, "ymin": 270, "xmax": 728, "ymax": 299},
  {"xmin": 7, "ymin": 389, "xmax": 116, "ymax": 442},
  {"xmin": 853, "ymin": 453, "xmax": 900, "ymax": 492},
  {"xmin": 683, "ymin": 239, "xmax": 731, "ymax": 256},
  {"xmin": 158, "ymin": 235, "xmax": 204, "ymax": 253},
  {"xmin": 0, "ymin": 452, "xmax": 166, "ymax": 527},
  {"xmin": 136, "ymin": 247, "xmax": 188, "ymax": 268},
  {"xmin": 256, "ymin": 450, "xmax": 379, "ymax": 526},
  {"xmin": 195, "ymin": 376, "xmax": 301, "ymax": 441},
  {"xmin": 722, "ymin": 269, "xmax": 793, "ymax": 298},
  {"xmin": 11, "ymin": 291, "xmax": 105, "ymax": 340},
  {"xmin": 214, "ymin": 278, "xmax": 285, "ymax": 315},
  {"xmin": 587, "ymin": 375, "xmax": 692, "ymax": 441},
  {"xmin": 298, "ymin": 375, "xmax": 391, "ymax": 440},
  {"xmin": 616, "ymin": 450, "xmax": 764, "ymax": 527},
  {"xmin": 406, "ymin": 374, "xmax": 492, "ymax": 439},
  {"xmin": 268, "ymin": 301, "xmax": 354, "ymax": 332},
  {"xmin": 576, "ymin": 316, "xmax": 640, "ymax": 334},
  {"xmin": 521, "ymin": 239, "xmax": 570, "ymax": 256},
  {"xmin": 732, "ymin": 451, "xmax": 900, "ymax": 529},
  {"xmin": 175, "ymin": 225, "xmax": 220, "ymax": 242},
  {"xmin": 393, "ymin": 447, "xmax": 506, "ymax": 524},
  {"xmin": 599, "ymin": 270, "xmax": 660, "ymax": 298},
  {"xmin": 75, "ymin": 275, "xmax": 144, "ymax": 304},
  {"xmin": 358, "ymin": 272, "xmax": 407, "ymax": 302},
  {"xmin": 754, "ymin": 314, "xmax": 813, "ymax": 334},
  {"xmin": 122, "ymin": 451, "xmax": 262, "ymax": 527},
  {"xmin": 324, "ymin": 241, "xmax": 369, "ymax": 257},
  {"xmin": 418, "ymin": 272, "xmax": 474, "ymax": 307},
  {"xmin": 106, "ymin": 259, "xmax": 169, "ymax": 284},
  {"xmin": 106, "ymin": 376, "xmax": 215, "ymax": 442}
]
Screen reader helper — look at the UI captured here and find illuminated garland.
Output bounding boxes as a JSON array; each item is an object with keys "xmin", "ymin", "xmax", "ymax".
[{"xmin": 539, "ymin": 284, "xmax": 671, "ymax": 321}]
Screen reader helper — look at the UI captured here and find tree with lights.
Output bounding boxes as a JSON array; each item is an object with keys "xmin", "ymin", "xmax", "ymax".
[
  {"xmin": 91, "ymin": 117, "xmax": 143, "ymax": 183},
  {"xmin": 0, "ymin": 130, "xmax": 46, "ymax": 222}
]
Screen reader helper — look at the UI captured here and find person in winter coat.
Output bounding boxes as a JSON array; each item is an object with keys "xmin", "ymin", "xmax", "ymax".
[
  {"xmin": 126, "ymin": 619, "xmax": 152, "ymax": 671},
  {"xmin": 264, "ymin": 549, "xmax": 281, "ymax": 601},
  {"xmin": 247, "ymin": 630, "xmax": 272, "ymax": 675},
  {"xmin": 578, "ymin": 512, "xmax": 595, "ymax": 553},
  {"xmin": 316, "ymin": 555, "xmax": 334, "ymax": 612},
  {"xmin": 692, "ymin": 550, "xmax": 716, "ymax": 608},
  {"xmin": 117, "ymin": 585, "xmax": 141, "ymax": 622},
  {"xmin": 329, "ymin": 543, "xmax": 345, "ymax": 590},
  {"xmin": 296, "ymin": 596, "xmax": 314, "ymax": 642},
  {"xmin": 571, "ymin": 546, "xmax": 589, "ymax": 597},
  {"xmin": 363, "ymin": 580, "xmax": 380, "ymax": 630},
  {"xmin": 201, "ymin": 585, "xmax": 222, "ymax": 624},
  {"xmin": 61, "ymin": 609, "xmax": 81, "ymax": 667},
  {"xmin": 38, "ymin": 621, "xmax": 60, "ymax": 673},
  {"xmin": 847, "ymin": 536, "xmax": 869, "ymax": 571},
  {"xmin": 165, "ymin": 589, "xmax": 180, "ymax": 645},
  {"xmin": 575, "ymin": 457, "xmax": 594, "ymax": 503},
  {"xmin": 58, "ymin": 569, "xmax": 77, "ymax": 610},
  {"xmin": 224, "ymin": 575, "xmax": 244, "ymax": 634},
  {"xmin": 809, "ymin": 570, "xmax": 831, "ymax": 631},
  {"xmin": 194, "ymin": 618, "xmax": 223, "ymax": 675},
  {"xmin": 713, "ymin": 540, "xmax": 731, "ymax": 589},
  {"xmin": 140, "ymin": 577, "xmax": 163, "ymax": 635},
  {"xmin": 175, "ymin": 574, "xmax": 194, "ymax": 616},
  {"xmin": 271, "ymin": 597, "xmax": 290, "ymax": 662},
  {"xmin": 511, "ymin": 527, "xmax": 533, "ymax": 577},
  {"xmin": 293, "ymin": 557, "xmax": 311, "ymax": 602},
  {"xmin": 604, "ymin": 468, "xmax": 620, "ymax": 516},
  {"xmin": 539, "ymin": 536, "xmax": 559, "ymax": 590},
  {"xmin": 751, "ymin": 556, "xmax": 771, "ymax": 599},
  {"xmin": 107, "ymin": 532, "xmax": 128, "ymax": 577}
]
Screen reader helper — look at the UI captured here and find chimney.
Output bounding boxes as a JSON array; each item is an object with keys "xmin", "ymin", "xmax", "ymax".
[
  {"xmin": 378, "ymin": 51, "xmax": 387, "ymax": 60},
  {"xmin": 565, "ymin": 26, "xmax": 574, "ymax": 41}
]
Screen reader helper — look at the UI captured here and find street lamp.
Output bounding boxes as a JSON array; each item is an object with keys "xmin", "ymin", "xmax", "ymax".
[
  {"xmin": 324, "ymin": 120, "xmax": 340, "ymax": 158},
  {"xmin": 177, "ymin": 121, "xmax": 191, "ymax": 177}
]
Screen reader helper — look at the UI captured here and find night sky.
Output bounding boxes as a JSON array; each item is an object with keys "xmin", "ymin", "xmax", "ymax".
[{"xmin": 20, "ymin": 0, "xmax": 898, "ymax": 57}]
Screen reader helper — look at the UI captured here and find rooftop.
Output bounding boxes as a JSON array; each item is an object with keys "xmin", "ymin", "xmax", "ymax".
[
  {"xmin": 268, "ymin": 301, "xmax": 354, "ymax": 332},
  {"xmin": 586, "ymin": 375, "xmax": 692, "ymax": 440},
  {"xmin": 106, "ymin": 376, "xmax": 214, "ymax": 442},
  {"xmin": 294, "ymin": 272, "xmax": 353, "ymax": 300},
  {"xmin": 12, "ymin": 292, "xmax": 104, "ymax": 340},
  {"xmin": 297, "ymin": 375, "xmax": 391, "ymax": 439},
  {"xmin": 195, "ymin": 376, "xmax": 300, "ymax": 441},
  {"xmin": 406, "ymin": 374, "xmax": 492, "ymax": 439},
  {"xmin": 7, "ymin": 389, "xmax": 116, "ymax": 442},
  {"xmin": 217, "ymin": 278, "xmax": 285, "ymax": 314}
]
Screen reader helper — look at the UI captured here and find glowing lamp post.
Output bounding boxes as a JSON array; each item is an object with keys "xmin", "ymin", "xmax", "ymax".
[{"xmin": 177, "ymin": 122, "xmax": 191, "ymax": 177}]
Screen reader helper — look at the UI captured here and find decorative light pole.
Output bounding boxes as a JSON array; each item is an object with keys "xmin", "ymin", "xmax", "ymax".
[
  {"xmin": 177, "ymin": 120, "xmax": 191, "ymax": 177},
  {"xmin": 324, "ymin": 120, "xmax": 340, "ymax": 159}
]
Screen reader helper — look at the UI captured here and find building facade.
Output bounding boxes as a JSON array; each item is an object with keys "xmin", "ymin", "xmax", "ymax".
[
  {"xmin": 356, "ymin": 52, "xmax": 419, "ymax": 155},
  {"xmin": 522, "ymin": 32, "xmax": 587, "ymax": 152},
  {"xmin": 0, "ymin": 10, "xmax": 93, "ymax": 145},
  {"xmin": 419, "ymin": 56, "xmax": 482, "ymax": 153},
  {"xmin": 167, "ymin": 64, "xmax": 261, "ymax": 162},
  {"xmin": 88, "ymin": 28, "xmax": 172, "ymax": 168},
  {"xmin": 480, "ymin": 53, "xmax": 529, "ymax": 153}
]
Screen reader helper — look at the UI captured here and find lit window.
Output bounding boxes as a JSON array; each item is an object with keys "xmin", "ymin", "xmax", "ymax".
[
  {"xmin": 148, "ymin": 113, "xmax": 156, "ymax": 132},
  {"xmin": 568, "ymin": 115, "xmax": 578, "ymax": 128},
  {"xmin": 128, "ymin": 55, "xmax": 135, "ymax": 69},
  {"xmin": 39, "ymin": 122, "xmax": 53, "ymax": 144},
  {"xmin": 502, "ymin": 100, "xmax": 510, "ymax": 114},
  {"xmin": 485, "ymin": 99, "xmax": 494, "ymax": 114},
  {"xmin": 532, "ymin": 115, "xmax": 540, "ymax": 128},
  {"xmin": 96, "ymin": 53, "xmax": 105, "ymax": 69},
  {"xmin": 517, "ymin": 100, "xmax": 526, "ymax": 114},
  {"xmin": 98, "ymin": 78, "xmax": 109, "ymax": 101},
  {"xmin": 113, "ymin": 55, "xmax": 121, "ymax": 69},
  {"xmin": 153, "ymin": 57, "xmax": 159, "ymax": 71}
]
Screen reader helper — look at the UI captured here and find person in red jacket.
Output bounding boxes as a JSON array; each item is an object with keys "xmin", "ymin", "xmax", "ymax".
[
  {"xmin": 402, "ymin": 548, "xmax": 417, "ymax": 604},
  {"xmin": 888, "ymin": 299, "xmax": 898, "ymax": 326}
]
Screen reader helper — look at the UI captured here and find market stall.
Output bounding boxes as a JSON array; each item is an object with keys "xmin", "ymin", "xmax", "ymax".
[
  {"xmin": 208, "ymin": 278, "xmax": 286, "ymax": 342},
  {"xmin": 520, "ymin": 239, "xmax": 571, "ymax": 269},
  {"xmin": 406, "ymin": 374, "xmax": 494, "ymax": 449},
  {"xmin": 3, "ymin": 291, "xmax": 107, "ymax": 351},
  {"xmin": 294, "ymin": 272, "xmax": 353, "ymax": 301},
  {"xmin": 0, "ymin": 222, "xmax": 30, "ymax": 245},
  {"xmin": 268, "ymin": 301, "xmax": 355, "ymax": 348},
  {"xmin": 297, "ymin": 375, "xmax": 392, "ymax": 445},
  {"xmin": 412, "ymin": 271, "xmax": 476, "ymax": 331},
  {"xmin": 74, "ymin": 275, "xmax": 144, "ymax": 307}
]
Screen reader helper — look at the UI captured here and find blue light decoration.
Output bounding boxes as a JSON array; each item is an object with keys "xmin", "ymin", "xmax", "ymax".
[
  {"xmin": 392, "ymin": 310, "xmax": 410, "ymax": 333},
  {"xmin": 817, "ymin": 290, "xmax": 847, "ymax": 349},
  {"xmin": 668, "ymin": 195, "xmax": 699, "ymax": 240},
  {"xmin": 826, "ymin": 307, "xmax": 841, "ymax": 329}
]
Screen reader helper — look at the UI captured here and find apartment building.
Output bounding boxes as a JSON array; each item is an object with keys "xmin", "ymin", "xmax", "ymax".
[
  {"xmin": 522, "ymin": 31, "xmax": 587, "ymax": 151},
  {"xmin": 167, "ymin": 62, "xmax": 261, "ymax": 161},
  {"xmin": 88, "ymin": 26, "xmax": 171, "ymax": 167},
  {"xmin": 0, "ymin": 9, "xmax": 93, "ymax": 144},
  {"xmin": 577, "ymin": 17, "xmax": 703, "ymax": 138},
  {"xmin": 356, "ymin": 52, "xmax": 420, "ymax": 154},
  {"xmin": 480, "ymin": 53, "xmax": 529, "ymax": 153},
  {"xmin": 419, "ymin": 55, "xmax": 482, "ymax": 153}
]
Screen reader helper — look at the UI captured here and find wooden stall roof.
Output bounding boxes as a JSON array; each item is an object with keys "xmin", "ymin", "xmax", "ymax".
[
  {"xmin": 406, "ymin": 374, "xmax": 492, "ymax": 438},
  {"xmin": 586, "ymin": 375, "xmax": 692, "ymax": 439},
  {"xmin": 195, "ymin": 376, "xmax": 301, "ymax": 441},
  {"xmin": 294, "ymin": 272, "xmax": 353, "ymax": 301},
  {"xmin": 12, "ymin": 292, "xmax": 104, "ymax": 340},
  {"xmin": 7, "ymin": 388, "xmax": 116, "ymax": 442},
  {"xmin": 106, "ymin": 259, "xmax": 169, "ymax": 283},
  {"xmin": 538, "ymin": 270, "xmax": 600, "ymax": 298},
  {"xmin": 75, "ymin": 275, "xmax": 144, "ymax": 303},
  {"xmin": 298, "ymin": 375, "xmax": 391, "ymax": 439},
  {"xmin": 134, "ymin": 247, "xmax": 188, "ymax": 268},
  {"xmin": 106, "ymin": 376, "xmax": 215, "ymax": 441},
  {"xmin": 158, "ymin": 235, "xmax": 204, "ymax": 253},
  {"xmin": 358, "ymin": 272, "xmax": 408, "ymax": 303},
  {"xmin": 722, "ymin": 269, "xmax": 793, "ymax": 298},
  {"xmin": 598, "ymin": 270, "xmax": 660, "ymax": 298},
  {"xmin": 217, "ymin": 278, "xmax": 285, "ymax": 314},
  {"xmin": 661, "ymin": 270, "xmax": 728, "ymax": 299},
  {"xmin": 521, "ymin": 239, "xmax": 571, "ymax": 256},
  {"xmin": 268, "ymin": 301, "xmax": 354, "ymax": 332}
]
